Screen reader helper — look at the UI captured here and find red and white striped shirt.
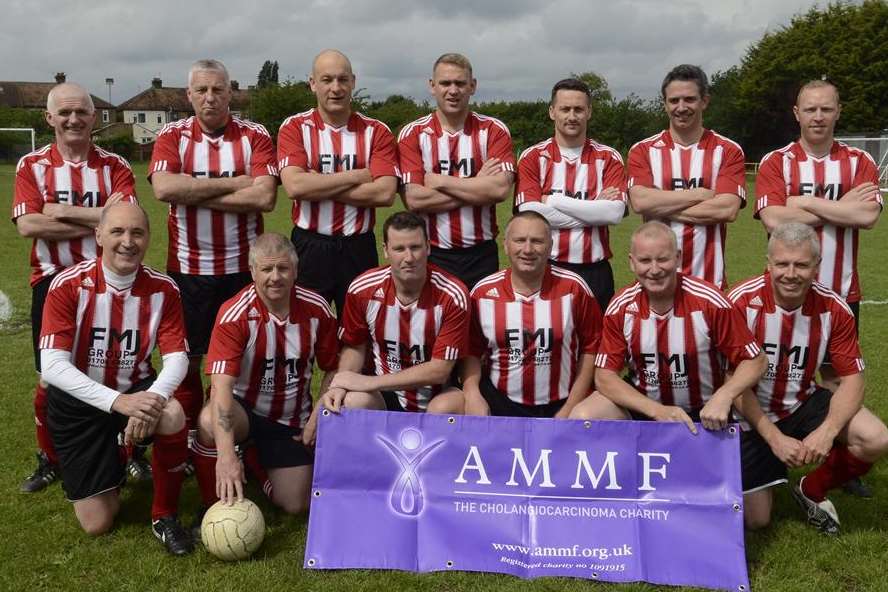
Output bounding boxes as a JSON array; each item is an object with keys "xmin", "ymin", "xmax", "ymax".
[
  {"xmin": 596, "ymin": 273, "xmax": 761, "ymax": 412},
  {"xmin": 12, "ymin": 144, "xmax": 136, "ymax": 286},
  {"xmin": 148, "ymin": 116, "xmax": 278, "ymax": 276},
  {"xmin": 728, "ymin": 273, "xmax": 864, "ymax": 423},
  {"xmin": 469, "ymin": 266, "xmax": 602, "ymax": 406},
  {"xmin": 338, "ymin": 264, "xmax": 469, "ymax": 412},
  {"xmin": 398, "ymin": 112, "xmax": 516, "ymax": 249},
  {"xmin": 278, "ymin": 109, "xmax": 398, "ymax": 236},
  {"xmin": 39, "ymin": 258, "xmax": 187, "ymax": 393},
  {"xmin": 515, "ymin": 138, "xmax": 626, "ymax": 264},
  {"xmin": 755, "ymin": 141, "xmax": 881, "ymax": 303},
  {"xmin": 627, "ymin": 129, "xmax": 746, "ymax": 288},
  {"xmin": 206, "ymin": 284, "xmax": 338, "ymax": 429}
]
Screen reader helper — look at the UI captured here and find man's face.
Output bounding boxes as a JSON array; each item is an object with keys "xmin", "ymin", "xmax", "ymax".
[
  {"xmin": 767, "ymin": 239, "xmax": 819, "ymax": 307},
  {"xmin": 794, "ymin": 86, "xmax": 840, "ymax": 147},
  {"xmin": 384, "ymin": 227, "xmax": 429, "ymax": 284},
  {"xmin": 187, "ymin": 69, "xmax": 231, "ymax": 131},
  {"xmin": 96, "ymin": 204, "xmax": 149, "ymax": 276},
  {"xmin": 429, "ymin": 63, "xmax": 476, "ymax": 118},
  {"xmin": 505, "ymin": 217, "xmax": 551, "ymax": 276},
  {"xmin": 310, "ymin": 53, "xmax": 355, "ymax": 120},
  {"xmin": 251, "ymin": 252, "xmax": 296, "ymax": 307},
  {"xmin": 549, "ymin": 89, "xmax": 590, "ymax": 143},
  {"xmin": 45, "ymin": 87, "xmax": 96, "ymax": 147},
  {"xmin": 628, "ymin": 232, "xmax": 680, "ymax": 301},
  {"xmin": 663, "ymin": 80, "xmax": 708, "ymax": 134}
]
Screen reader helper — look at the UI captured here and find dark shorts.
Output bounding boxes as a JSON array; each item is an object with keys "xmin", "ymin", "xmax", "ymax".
[
  {"xmin": 429, "ymin": 240, "xmax": 498, "ymax": 291},
  {"xmin": 31, "ymin": 274, "xmax": 55, "ymax": 371},
  {"xmin": 480, "ymin": 377, "xmax": 566, "ymax": 418},
  {"xmin": 549, "ymin": 258, "xmax": 614, "ymax": 310},
  {"xmin": 381, "ymin": 390, "xmax": 408, "ymax": 413},
  {"xmin": 46, "ymin": 377, "xmax": 154, "ymax": 502},
  {"xmin": 740, "ymin": 387, "xmax": 832, "ymax": 493},
  {"xmin": 168, "ymin": 271, "xmax": 252, "ymax": 356},
  {"xmin": 234, "ymin": 397, "xmax": 313, "ymax": 469},
  {"xmin": 291, "ymin": 227, "xmax": 378, "ymax": 317}
]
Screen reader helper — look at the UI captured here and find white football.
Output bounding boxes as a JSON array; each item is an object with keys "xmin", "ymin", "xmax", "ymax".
[{"xmin": 201, "ymin": 499, "xmax": 266, "ymax": 561}]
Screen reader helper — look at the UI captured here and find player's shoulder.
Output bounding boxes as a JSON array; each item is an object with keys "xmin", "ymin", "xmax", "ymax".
[
  {"xmin": 92, "ymin": 145, "xmax": 134, "ymax": 171},
  {"xmin": 604, "ymin": 282, "xmax": 643, "ymax": 316},
  {"xmin": 139, "ymin": 265, "xmax": 180, "ymax": 293},
  {"xmin": 397, "ymin": 113, "xmax": 435, "ymax": 142},
  {"xmin": 628, "ymin": 131, "xmax": 666, "ymax": 153},
  {"xmin": 217, "ymin": 285, "xmax": 260, "ymax": 325},
  {"xmin": 680, "ymin": 274, "xmax": 732, "ymax": 309},
  {"xmin": 156, "ymin": 116, "xmax": 194, "ymax": 138},
  {"xmin": 428, "ymin": 266, "xmax": 469, "ymax": 310},
  {"xmin": 810, "ymin": 281, "xmax": 855, "ymax": 317},
  {"xmin": 758, "ymin": 142, "xmax": 796, "ymax": 167},
  {"xmin": 726, "ymin": 274, "xmax": 767, "ymax": 304},
  {"xmin": 518, "ymin": 138, "xmax": 552, "ymax": 162},
  {"xmin": 470, "ymin": 269, "xmax": 508, "ymax": 299},
  {"xmin": 354, "ymin": 111, "xmax": 393, "ymax": 134},
  {"xmin": 471, "ymin": 111, "xmax": 512, "ymax": 136},
  {"xmin": 48, "ymin": 259, "xmax": 98, "ymax": 291},
  {"xmin": 347, "ymin": 266, "xmax": 392, "ymax": 297},
  {"xmin": 16, "ymin": 144, "xmax": 53, "ymax": 172},
  {"xmin": 549, "ymin": 265, "xmax": 595, "ymax": 299},
  {"xmin": 707, "ymin": 129, "xmax": 744, "ymax": 154},
  {"xmin": 294, "ymin": 285, "xmax": 336, "ymax": 319},
  {"xmin": 279, "ymin": 109, "xmax": 316, "ymax": 130},
  {"xmin": 834, "ymin": 141, "xmax": 878, "ymax": 165},
  {"xmin": 586, "ymin": 138, "xmax": 624, "ymax": 163},
  {"xmin": 230, "ymin": 116, "xmax": 272, "ymax": 139}
]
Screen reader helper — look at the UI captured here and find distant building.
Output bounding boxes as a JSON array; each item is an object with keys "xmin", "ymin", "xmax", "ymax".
[
  {"xmin": 0, "ymin": 72, "xmax": 115, "ymax": 123},
  {"xmin": 116, "ymin": 77, "xmax": 251, "ymax": 144}
]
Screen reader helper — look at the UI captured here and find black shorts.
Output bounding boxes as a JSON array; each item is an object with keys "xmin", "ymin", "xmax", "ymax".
[
  {"xmin": 480, "ymin": 377, "xmax": 566, "ymax": 418},
  {"xmin": 381, "ymin": 390, "xmax": 408, "ymax": 412},
  {"xmin": 740, "ymin": 388, "xmax": 832, "ymax": 493},
  {"xmin": 31, "ymin": 274, "xmax": 55, "ymax": 371},
  {"xmin": 234, "ymin": 397, "xmax": 313, "ymax": 469},
  {"xmin": 429, "ymin": 240, "xmax": 498, "ymax": 290},
  {"xmin": 168, "ymin": 271, "xmax": 252, "ymax": 356},
  {"xmin": 46, "ymin": 377, "xmax": 154, "ymax": 502},
  {"xmin": 550, "ymin": 258, "xmax": 614, "ymax": 310},
  {"xmin": 291, "ymin": 227, "xmax": 378, "ymax": 317}
]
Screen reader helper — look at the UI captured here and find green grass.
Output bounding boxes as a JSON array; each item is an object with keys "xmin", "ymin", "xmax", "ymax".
[{"xmin": 1, "ymin": 164, "xmax": 887, "ymax": 591}]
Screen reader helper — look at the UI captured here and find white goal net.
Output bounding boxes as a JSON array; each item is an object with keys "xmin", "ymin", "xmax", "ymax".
[
  {"xmin": 0, "ymin": 127, "xmax": 36, "ymax": 161},
  {"xmin": 836, "ymin": 136, "xmax": 888, "ymax": 190}
]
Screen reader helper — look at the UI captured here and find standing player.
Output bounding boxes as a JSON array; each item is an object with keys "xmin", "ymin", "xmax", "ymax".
[
  {"xmin": 515, "ymin": 78, "xmax": 627, "ymax": 307},
  {"xmin": 191, "ymin": 234, "xmax": 338, "ymax": 515},
  {"xmin": 627, "ymin": 65, "xmax": 746, "ymax": 289},
  {"xmin": 149, "ymin": 59, "xmax": 279, "ymax": 429},
  {"xmin": 571, "ymin": 221, "xmax": 766, "ymax": 431},
  {"xmin": 462, "ymin": 211, "xmax": 602, "ymax": 418},
  {"xmin": 278, "ymin": 49, "xmax": 399, "ymax": 315},
  {"xmin": 317, "ymin": 212, "xmax": 469, "ymax": 420},
  {"xmin": 13, "ymin": 82, "xmax": 136, "ymax": 492},
  {"xmin": 40, "ymin": 202, "xmax": 192, "ymax": 554},
  {"xmin": 398, "ymin": 53, "xmax": 516, "ymax": 289},
  {"xmin": 728, "ymin": 223, "xmax": 888, "ymax": 532}
]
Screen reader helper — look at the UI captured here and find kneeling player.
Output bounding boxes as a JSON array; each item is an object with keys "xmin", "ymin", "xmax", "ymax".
[
  {"xmin": 462, "ymin": 211, "xmax": 602, "ymax": 417},
  {"xmin": 728, "ymin": 223, "xmax": 888, "ymax": 533},
  {"xmin": 192, "ymin": 234, "xmax": 338, "ymax": 515},
  {"xmin": 40, "ymin": 202, "xmax": 192, "ymax": 554},
  {"xmin": 571, "ymin": 221, "xmax": 766, "ymax": 430},
  {"xmin": 318, "ymin": 212, "xmax": 469, "ymax": 418}
]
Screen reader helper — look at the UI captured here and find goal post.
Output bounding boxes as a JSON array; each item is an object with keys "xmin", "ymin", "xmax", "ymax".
[
  {"xmin": 0, "ymin": 127, "xmax": 36, "ymax": 161},
  {"xmin": 835, "ymin": 136, "xmax": 888, "ymax": 189}
]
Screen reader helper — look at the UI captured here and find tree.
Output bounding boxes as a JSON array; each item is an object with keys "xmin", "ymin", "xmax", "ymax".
[
  {"xmin": 250, "ymin": 80, "xmax": 315, "ymax": 133},
  {"xmin": 257, "ymin": 60, "xmax": 279, "ymax": 89},
  {"xmin": 570, "ymin": 71, "xmax": 613, "ymax": 106}
]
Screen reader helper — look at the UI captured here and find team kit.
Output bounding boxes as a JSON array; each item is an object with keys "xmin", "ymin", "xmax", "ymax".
[{"xmin": 12, "ymin": 50, "xmax": 888, "ymax": 560}]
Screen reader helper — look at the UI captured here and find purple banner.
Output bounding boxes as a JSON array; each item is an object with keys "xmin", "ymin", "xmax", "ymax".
[{"xmin": 305, "ymin": 410, "xmax": 749, "ymax": 591}]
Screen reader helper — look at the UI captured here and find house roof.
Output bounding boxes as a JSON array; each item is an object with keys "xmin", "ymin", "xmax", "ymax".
[
  {"xmin": 117, "ymin": 86, "xmax": 250, "ymax": 112},
  {"xmin": 0, "ymin": 81, "xmax": 114, "ymax": 110}
]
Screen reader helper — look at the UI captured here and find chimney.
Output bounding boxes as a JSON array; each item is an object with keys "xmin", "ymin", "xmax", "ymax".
[
  {"xmin": 54, "ymin": 72, "xmax": 66, "ymax": 84},
  {"xmin": 231, "ymin": 80, "xmax": 239, "ymax": 91},
  {"xmin": 151, "ymin": 77, "xmax": 163, "ymax": 89}
]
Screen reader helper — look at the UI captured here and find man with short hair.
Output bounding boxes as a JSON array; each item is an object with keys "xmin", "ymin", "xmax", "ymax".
[
  {"xmin": 13, "ymin": 82, "xmax": 136, "ymax": 492},
  {"xmin": 516, "ymin": 77, "xmax": 627, "ymax": 307},
  {"xmin": 278, "ymin": 49, "xmax": 399, "ymax": 315},
  {"xmin": 191, "ymin": 233, "xmax": 338, "ymax": 515},
  {"xmin": 317, "ymin": 211, "xmax": 469, "ymax": 420},
  {"xmin": 571, "ymin": 221, "xmax": 766, "ymax": 432},
  {"xmin": 40, "ymin": 201, "xmax": 192, "ymax": 554},
  {"xmin": 398, "ymin": 53, "xmax": 516, "ymax": 289},
  {"xmin": 149, "ymin": 58, "xmax": 279, "ymax": 429},
  {"xmin": 728, "ymin": 222, "xmax": 888, "ymax": 533},
  {"xmin": 627, "ymin": 65, "xmax": 746, "ymax": 289},
  {"xmin": 462, "ymin": 211, "xmax": 602, "ymax": 418}
]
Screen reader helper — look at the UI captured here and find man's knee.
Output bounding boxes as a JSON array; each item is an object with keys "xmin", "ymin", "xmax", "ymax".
[
  {"xmin": 343, "ymin": 391, "xmax": 385, "ymax": 410},
  {"xmin": 274, "ymin": 494, "xmax": 309, "ymax": 515},
  {"xmin": 427, "ymin": 389, "xmax": 464, "ymax": 415},
  {"xmin": 568, "ymin": 393, "xmax": 626, "ymax": 421},
  {"xmin": 156, "ymin": 397, "xmax": 186, "ymax": 435},
  {"xmin": 74, "ymin": 495, "xmax": 119, "ymax": 536},
  {"xmin": 742, "ymin": 490, "xmax": 772, "ymax": 531},
  {"xmin": 847, "ymin": 408, "xmax": 888, "ymax": 461},
  {"xmin": 79, "ymin": 514, "xmax": 115, "ymax": 536},
  {"xmin": 196, "ymin": 404, "xmax": 215, "ymax": 445}
]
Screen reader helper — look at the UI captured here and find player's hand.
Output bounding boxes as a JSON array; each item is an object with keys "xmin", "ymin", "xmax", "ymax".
[
  {"xmin": 801, "ymin": 426, "xmax": 836, "ymax": 465},
  {"xmin": 329, "ymin": 371, "xmax": 374, "ymax": 394},
  {"xmin": 123, "ymin": 416, "xmax": 157, "ymax": 445},
  {"xmin": 425, "ymin": 172, "xmax": 445, "ymax": 191},
  {"xmin": 216, "ymin": 454, "xmax": 245, "ymax": 505},
  {"xmin": 841, "ymin": 182, "xmax": 881, "ymax": 202},
  {"xmin": 651, "ymin": 405, "xmax": 698, "ymax": 434},
  {"xmin": 42, "ymin": 202, "xmax": 63, "ymax": 218},
  {"xmin": 320, "ymin": 386, "xmax": 348, "ymax": 413},
  {"xmin": 350, "ymin": 168, "xmax": 373, "ymax": 184},
  {"xmin": 111, "ymin": 391, "xmax": 165, "ymax": 422},
  {"xmin": 463, "ymin": 392, "xmax": 490, "ymax": 417},
  {"xmin": 477, "ymin": 158, "xmax": 503, "ymax": 177},
  {"xmin": 598, "ymin": 186, "xmax": 622, "ymax": 201},
  {"xmin": 767, "ymin": 433, "xmax": 808, "ymax": 468},
  {"xmin": 106, "ymin": 191, "xmax": 127, "ymax": 205},
  {"xmin": 699, "ymin": 396, "xmax": 732, "ymax": 431}
]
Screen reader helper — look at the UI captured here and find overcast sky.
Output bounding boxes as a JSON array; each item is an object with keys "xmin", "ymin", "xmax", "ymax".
[{"xmin": 3, "ymin": 0, "xmax": 835, "ymax": 105}]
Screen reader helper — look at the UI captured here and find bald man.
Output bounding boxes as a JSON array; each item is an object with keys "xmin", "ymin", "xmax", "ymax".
[
  {"xmin": 13, "ymin": 83, "xmax": 136, "ymax": 492},
  {"xmin": 278, "ymin": 49, "xmax": 399, "ymax": 316}
]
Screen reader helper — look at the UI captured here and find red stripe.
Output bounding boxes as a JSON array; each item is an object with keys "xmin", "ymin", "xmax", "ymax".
[
  {"xmin": 68, "ymin": 165, "xmax": 85, "ymax": 262},
  {"xmin": 292, "ymin": 320, "xmax": 312, "ymax": 427},
  {"xmin": 354, "ymin": 126, "xmax": 368, "ymax": 234},
  {"xmin": 520, "ymin": 301, "xmax": 536, "ymax": 406},
  {"xmin": 208, "ymin": 142, "xmax": 226, "ymax": 275},
  {"xmin": 133, "ymin": 293, "xmax": 153, "ymax": 386},
  {"xmin": 103, "ymin": 293, "xmax": 125, "ymax": 391},
  {"xmin": 45, "ymin": 165, "xmax": 61, "ymax": 269},
  {"xmin": 73, "ymin": 286, "xmax": 97, "ymax": 376},
  {"xmin": 244, "ymin": 324, "xmax": 266, "ymax": 410},
  {"xmin": 447, "ymin": 135, "xmax": 463, "ymax": 247},
  {"xmin": 330, "ymin": 129, "xmax": 346, "ymax": 234},
  {"xmin": 683, "ymin": 312, "xmax": 703, "ymax": 410},
  {"xmin": 770, "ymin": 312, "xmax": 795, "ymax": 415},
  {"xmin": 548, "ymin": 297, "xmax": 564, "ymax": 403},
  {"xmin": 655, "ymin": 318, "xmax": 674, "ymax": 406},
  {"xmin": 494, "ymin": 300, "xmax": 510, "ymax": 395},
  {"xmin": 232, "ymin": 139, "xmax": 249, "ymax": 271},
  {"xmin": 399, "ymin": 306, "xmax": 418, "ymax": 411},
  {"xmin": 268, "ymin": 323, "xmax": 288, "ymax": 422}
]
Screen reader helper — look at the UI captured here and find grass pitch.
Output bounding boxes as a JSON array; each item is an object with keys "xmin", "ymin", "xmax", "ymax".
[{"xmin": 0, "ymin": 164, "xmax": 887, "ymax": 591}]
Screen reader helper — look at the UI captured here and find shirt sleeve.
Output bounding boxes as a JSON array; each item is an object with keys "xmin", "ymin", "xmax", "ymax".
[
  {"xmin": 249, "ymin": 126, "xmax": 280, "ymax": 178},
  {"xmin": 205, "ymin": 317, "xmax": 248, "ymax": 377},
  {"xmin": 514, "ymin": 149, "xmax": 542, "ymax": 207},
  {"xmin": 39, "ymin": 282, "xmax": 78, "ymax": 351},
  {"xmin": 277, "ymin": 118, "xmax": 309, "ymax": 171},
  {"xmin": 754, "ymin": 152, "xmax": 788, "ymax": 216},
  {"xmin": 12, "ymin": 158, "xmax": 44, "ymax": 220},
  {"xmin": 468, "ymin": 295, "xmax": 488, "ymax": 358},
  {"xmin": 627, "ymin": 143, "xmax": 654, "ymax": 190},
  {"xmin": 110, "ymin": 158, "xmax": 138, "ymax": 201},
  {"xmin": 156, "ymin": 287, "xmax": 189, "ymax": 356},
  {"xmin": 714, "ymin": 141, "xmax": 747, "ymax": 204},
  {"xmin": 337, "ymin": 290, "xmax": 369, "ymax": 347},
  {"xmin": 397, "ymin": 125, "xmax": 426, "ymax": 186},
  {"xmin": 148, "ymin": 127, "xmax": 183, "ymax": 178},
  {"xmin": 710, "ymin": 303, "xmax": 762, "ymax": 367},
  {"xmin": 595, "ymin": 309, "xmax": 629, "ymax": 372},
  {"xmin": 575, "ymin": 287, "xmax": 603, "ymax": 355},
  {"xmin": 601, "ymin": 150, "xmax": 628, "ymax": 202},
  {"xmin": 487, "ymin": 121, "xmax": 516, "ymax": 173},
  {"xmin": 315, "ymin": 310, "xmax": 340, "ymax": 372},
  {"xmin": 368, "ymin": 123, "xmax": 399, "ymax": 179},
  {"xmin": 431, "ymin": 290, "xmax": 470, "ymax": 361},
  {"xmin": 827, "ymin": 306, "xmax": 865, "ymax": 377},
  {"xmin": 851, "ymin": 151, "xmax": 883, "ymax": 209}
]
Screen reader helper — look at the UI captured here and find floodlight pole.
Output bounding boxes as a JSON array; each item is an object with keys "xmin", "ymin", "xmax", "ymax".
[{"xmin": 105, "ymin": 77, "xmax": 114, "ymax": 104}]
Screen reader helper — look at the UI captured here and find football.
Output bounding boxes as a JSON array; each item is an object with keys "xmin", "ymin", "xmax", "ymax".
[{"xmin": 201, "ymin": 499, "xmax": 266, "ymax": 561}]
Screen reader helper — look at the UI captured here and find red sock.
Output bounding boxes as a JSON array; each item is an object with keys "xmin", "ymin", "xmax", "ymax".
[
  {"xmin": 243, "ymin": 445, "xmax": 274, "ymax": 500},
  {"xmin": 150, "ymin": 427, "xmax": 188, "ymax": 521},
  {"xmin": 803, "ymin": 444, "xmax": 873, "ymax": 502},
  {"xmin": 34, "ymin": 383, "xmax": 58, "ymax": 464},
  {"xmin": 192, "ymin": 440, "xmax": 220, "ymax": 507},
  {"xmin": 172, "ymin": 365, "xmax": 205, "ymax": 431}
]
